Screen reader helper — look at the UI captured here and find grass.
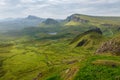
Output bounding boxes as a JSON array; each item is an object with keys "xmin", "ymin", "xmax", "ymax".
[
  {"xmin": 0, "ymin": 39, "xmax": 86, "ymax": 80},
  {"xmin": 74, "ymin": 55, "xmax": 120, "ymax": 80},
  {"xmin": 0, "ymin": 35, "xmax": 120, "ymax": 80},
  {"xmin": 92, "ymin": 60, "xmax": 120, "ymax": 67},
  {"xmin": 1, "ymin": 38, "xmax": 119, "ymax": 80},
  {"xmin": 65, "ymin": 21, "xmax": 81, "ymax": 26},
  {"xmin": 0, "ymin": 14, "xmax": 120, "ymax": 80}
]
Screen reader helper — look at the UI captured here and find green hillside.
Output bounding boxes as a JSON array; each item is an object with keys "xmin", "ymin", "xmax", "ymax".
[
  {"xmin": 65, "ymin": 14, "xmax": 120, "ymax": 25},
  {"xmin": 0, "ymin": 14, "xmax": 120, "ymax": 80},
  {"xmin": 70, "ymin": 28, "xmax": 104, "ymax": 49}
]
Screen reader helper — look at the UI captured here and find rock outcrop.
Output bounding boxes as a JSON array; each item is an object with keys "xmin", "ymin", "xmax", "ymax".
[
  {"xmin": 66, "ymin": 14, "xmax": 89, "ymax": 23},
  {"xmin": 96, "ymin": 36, "xmax": 120, "ymax": 56}
]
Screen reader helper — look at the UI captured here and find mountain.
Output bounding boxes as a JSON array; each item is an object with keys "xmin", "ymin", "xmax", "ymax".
[
  {"xmin": 3, "ymin": 13, "xmax": 120, "ymax": 40},
  {"xmin": 1, "ymin": 13, "xmax": 120, "ymax": 33},
  {"xmin": 43, "ymin": 18, "xmax": 59, "ymax": 25},
  {"xmin": 65, "ymin": 14, "xmax": 120, "ymax": 26},
  {"xmin": 0, "ymin": 15, "xmax": 45, "ymax": 31},
  {"xmin": 66, "ymin": 14, "xmax": 89, "ymax": 23},
  {"xmin": 1, "ymin": 14, "xmax": 120, "ymax": 80},
  {"xmin": 25, "ymin": 15, "xmax": 43, "ymax": 20},
  {"xmin": 64, "ymin": 14, "xmax": 120, "ymax": 37},
  {"xmin": 39, "ymin": 18, "xmax": 61, "ymax": 28}
]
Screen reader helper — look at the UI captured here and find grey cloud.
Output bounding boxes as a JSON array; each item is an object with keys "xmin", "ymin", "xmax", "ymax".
[{"xmin": 0, "ymin": 0, "xmax": 120, "ymax": 19}]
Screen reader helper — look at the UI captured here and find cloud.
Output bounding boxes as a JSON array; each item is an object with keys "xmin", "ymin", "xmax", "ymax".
[{"xmin": 0, "ymin": 0, "xmax": 120, "ymax": 19}]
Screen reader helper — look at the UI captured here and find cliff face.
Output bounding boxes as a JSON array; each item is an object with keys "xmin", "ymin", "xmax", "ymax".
[
  {"xmin": 96, "ymin": 36, "xmax": 120, "ymax": 56},
  {"xmin": 66, "ymin": 14, "xmax": 89, "ymax": 23}
]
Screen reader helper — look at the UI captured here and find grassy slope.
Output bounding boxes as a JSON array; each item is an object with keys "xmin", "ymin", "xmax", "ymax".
[
  {"xmin": 0, "ymin": 14, "xmax": 120, "ymax": 80},
  {"xmin": 70, "ymin": 31, "xmax": 104, "ymax": 48},
  {"xmin": 65, "ymin": 14, "xmax": 120, "ymax": 39},
  {"xmin": 0, "ymin": 34, "xmax": 120, "ymax": 80},
  {"xmin": 0, "ymin": 39, "xmax": 85, "ymax": 80},
  {"xmin": 70, "ymin": 14, "xmax": 120, "ymax": 25}
]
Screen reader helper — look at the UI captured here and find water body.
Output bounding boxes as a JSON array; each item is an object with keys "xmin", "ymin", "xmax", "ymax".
[{"xmin": 48, "ymin": 32, "xmax": 57, "ymax": 35}]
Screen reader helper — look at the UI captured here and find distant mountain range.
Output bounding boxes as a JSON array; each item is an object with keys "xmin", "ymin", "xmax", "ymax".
[
  {"xmin": 0, "ymin": 15, "xmax": 46, "ymax": 31},
  {"xmin": 0, "ymin": 14, "xmax": 120, "ymax": 32}
]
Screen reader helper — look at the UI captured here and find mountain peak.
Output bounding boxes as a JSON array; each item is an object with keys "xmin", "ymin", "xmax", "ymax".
[
  {"xmin": 26, "ymin": 15, "xmax": 41, "ymax": 19},
  {"xmin": 66, "ymin": 14, "xmax": 89, "ymax": 23},
  {"xmin": 43, "ymin": 18, "xmax": 58, "ymax": 25}
]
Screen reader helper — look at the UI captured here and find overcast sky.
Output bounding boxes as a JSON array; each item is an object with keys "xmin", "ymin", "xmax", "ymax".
[{"xmin": 0, "ymin": 0, "xmax": 120, "ymax": 19}]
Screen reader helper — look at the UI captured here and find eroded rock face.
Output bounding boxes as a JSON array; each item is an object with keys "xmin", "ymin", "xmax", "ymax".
[
  {"xmin": 66, "ymin": 14, "xmax": 89, "ymax": 23},
  {"xmin": 96, "ymin": 38, "xmax": 120, "ymax": 56},
  {"xmin": 76, "ymin": 39, "xmax": 88, "ymax": 47}
]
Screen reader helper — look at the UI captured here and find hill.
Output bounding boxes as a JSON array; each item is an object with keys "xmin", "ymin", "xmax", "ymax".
[
  {"xmin": 39, "ymin": 18, "xmax": 60, "ymax": 28},
  {"xmin": 0, "ymin": 13, "xmax": 120, "ymax": 80},
  {"xmin": 70, "ymin": 28, "xmax": 103, "ymax": 49},
  {"xmin": 64, "ymin": 14, "xmax": 120, "ymax": 37},
  {"xmin": 65, "ymin": 14, "xmax": 120, "ymax": 26}
]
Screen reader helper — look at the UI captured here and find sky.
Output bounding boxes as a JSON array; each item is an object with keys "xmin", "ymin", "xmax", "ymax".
[{"xmin": 0, "ymin": 0, "xmax": 120, "ymax": 19}]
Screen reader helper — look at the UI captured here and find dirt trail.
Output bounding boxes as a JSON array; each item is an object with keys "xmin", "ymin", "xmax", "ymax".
[{"xmin": 62, "ymin": 66, "xmax": 79, "ymax": 80}]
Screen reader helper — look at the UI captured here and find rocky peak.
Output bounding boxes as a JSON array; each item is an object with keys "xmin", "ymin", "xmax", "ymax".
[
  {"xmin": 26, "ymin": 15, "xmax": 42, "ymax": 20},
  {"xmin": 66, "ymin": 14, "xmax": 89, "ymax": 23}
]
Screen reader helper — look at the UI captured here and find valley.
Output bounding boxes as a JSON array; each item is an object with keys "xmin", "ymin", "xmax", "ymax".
[{"xmin": 0, "ymin": 14, "xmax": 120, "ymax": 80}]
